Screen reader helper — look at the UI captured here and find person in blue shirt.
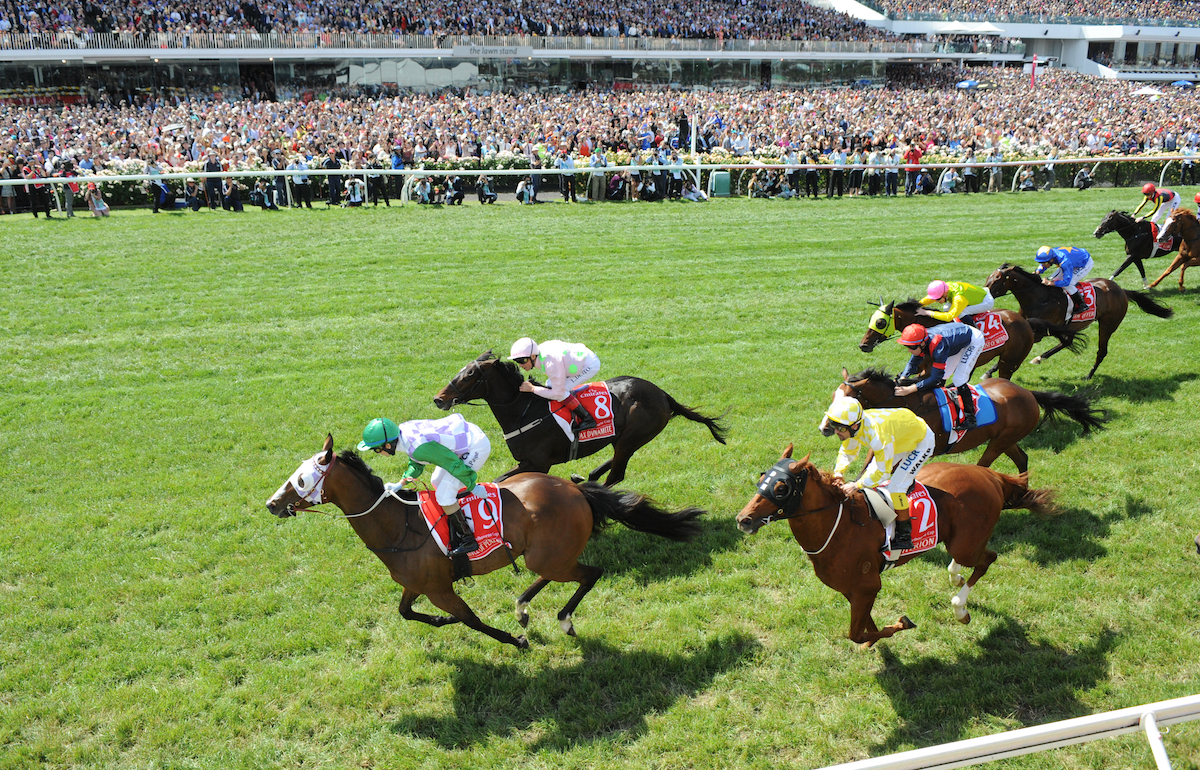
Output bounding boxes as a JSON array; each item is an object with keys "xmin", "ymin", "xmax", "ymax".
[
  {"xmin": 894, "ymin": 322, "xmax": 986, "ymax": 429},
  {"xmin": 1035, "ymin": 246, "xmax": 1094, "ymax": 321}
]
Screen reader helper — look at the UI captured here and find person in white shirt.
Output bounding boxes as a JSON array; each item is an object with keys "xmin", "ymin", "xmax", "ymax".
[{"xmin": 509, "ymin": 337, "xmax": 601, "ymax": 433}]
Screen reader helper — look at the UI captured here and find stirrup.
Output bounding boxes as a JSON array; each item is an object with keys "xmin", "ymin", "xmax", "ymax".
[{"xmin": 449, "ymin": 535, "xmax": 478, "ymax": 557}]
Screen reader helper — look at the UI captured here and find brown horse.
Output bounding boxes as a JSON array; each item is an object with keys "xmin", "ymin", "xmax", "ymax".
[
  {"xmin": 736, "ymin": 445, "xmax": 1055, "ymax": 646},
  {"xmin": 265, "ymin": 435, "xmax": 703, "ymax": 649},
  {"xmin": 985, "ymin": 263, "xmax": 1173, "ymax": 379},
  {"xmin": 1151, "ymin": 208, "xmax": 1200, "ymax": 291},
  {"xmin": 827, "ymin": 367, "xmax": 1107, "ymax": 474},
  {"xmin": 859, "ymin": 299, "xmax": 1081, "ymax": 380},
  {"xmin": 434, "ymin": 351, "xmax": 727, "ymax": 486}
]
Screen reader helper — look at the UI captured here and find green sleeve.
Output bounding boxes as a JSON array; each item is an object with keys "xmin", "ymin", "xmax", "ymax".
[
  {"xmin": 403, "ymin": 460, "xmax": 425, "ymax": 479},
  {"xmin": 410, "ymin": 441, "xmax": 477, "ymax": 489}
]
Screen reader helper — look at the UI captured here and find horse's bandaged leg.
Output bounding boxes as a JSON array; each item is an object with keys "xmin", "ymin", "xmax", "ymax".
[
  {"xmin": 948, "ymin": 558, "xmax": 965, "ymax": 587},
  {"xmin": 951, "ymin": 584, "xmax": 971, "ymax": 623}
]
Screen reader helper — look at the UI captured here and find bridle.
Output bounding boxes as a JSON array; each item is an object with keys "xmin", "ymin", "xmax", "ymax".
[
  {"xmin": 1097, "ymin": 212, "xmax": 1143, "ymax": 241},
  {"xmin": 443, "ymin": 360, "xmax": 523, "ymax": 408},
  {"xmin": 752, "ymin": 459, "xmax": 845, "ymax": 555}
]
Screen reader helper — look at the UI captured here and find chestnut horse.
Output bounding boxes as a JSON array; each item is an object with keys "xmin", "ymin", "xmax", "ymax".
[
  {"xmin": 266, "ymin": 435, "xmax": 703, "ymax": 649},
  {"xmin": 859, "ymin": 299, "xmax": 1080, "ymax": 380},
  {"xmin": 985, "ymin": 263, "xmax": 1173, "ymax": 379},
  {"xmin": 827, "ymin": 367, "xmax": 1107, "ymax": 474},
  {"xmin": 1094, "ymin": 210, "xmax": 1174, "ymax": 289},
  {"xmin": 736, "ymin": 445, "xmax": 1055, "ymax": 646},
  {"xmin": 1150, "ymin": 208, "xmax": 1200, "ymax": 291},
  {"xmin": 433, "ymin": 351, "xmax": 727, "ymax": 486}
]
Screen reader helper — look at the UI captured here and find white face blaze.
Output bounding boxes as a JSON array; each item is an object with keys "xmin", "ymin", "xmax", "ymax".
[{"xmin": 268, "ymin": 452, "xmax": 330, "ymax": 507}]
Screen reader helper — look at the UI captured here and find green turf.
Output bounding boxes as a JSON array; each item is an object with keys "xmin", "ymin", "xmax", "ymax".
[{"xmin": 2, "ymin": 190, "xmax": 1199, "ymax": 769}]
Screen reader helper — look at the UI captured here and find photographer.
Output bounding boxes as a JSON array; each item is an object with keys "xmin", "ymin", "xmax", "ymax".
[
  {"xmin": 446, "ymin": 175, "xmax": 466, "ymax": 205},
  {"xmin": 288, "ymin": 154, "xmax": 312, "ymax": 208},
  {"xmin": 184, "ymin": 178, "xmax": 204, "ymax": 211},
  {"xmin": 251, "ymin": 178, "xmax": 279, "ymax": 210},
  {"xmin": 476, "ymin": 174, "xmax": 498, "ymax": 204},
  {"xmin": 222, "ymin": 178, "xmax": 244, "ymax": 212},
  {"xmin": 270, "ymin": 149, "xmax": 289, "ymax": 208},
  {"xmin": 1074, "ymin": 166, "xmax": 1096, "ymax": 191}
]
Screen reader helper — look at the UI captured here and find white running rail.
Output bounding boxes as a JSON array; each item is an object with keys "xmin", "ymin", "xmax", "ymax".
[{"xmin": 816, "ymin": 694, "xmax": 1200, "ymax": 770}]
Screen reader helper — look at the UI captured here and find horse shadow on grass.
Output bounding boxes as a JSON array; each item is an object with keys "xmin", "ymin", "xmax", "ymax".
[
  {"xmin": 581, "ymin": 516, "xmax": 745, "ymax": 585},
  {"xmin": 872, "ymin": 617, "xmax": 1120, "ymax": 754},
  {"xmin": 391, "ymin": 631, "xmax": 759, "ymax": 751},
  {"xmin": 1038, "ymin": 372, "xmax": 1195, "ymax": 405}
]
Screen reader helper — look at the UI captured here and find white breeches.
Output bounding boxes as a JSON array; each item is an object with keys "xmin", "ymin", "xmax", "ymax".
[
  {"xmin": 961, "ymin": 292, "xmax": 995, "ymax": 317},
  {"xmin": 943, "ymin": 327, "xmax": 985, "ymax": 386},
  {"xmin": 431, "ymin": 435, "xmax": 491, "ymax": 506},
  {"xmin": 563, "ymin": 353, "xmax": 601, "ymax": 392},
  {"xmin": 887, "ymin": 428, "xmax": 937, "ymax": 504},
  {"xmin": 1151, "ymin": 194, "xmax": 1181, "ymax": 226},
  {"xmin": 1064, "ymin": 260, "xmax": 1094, "ymax": 294}
]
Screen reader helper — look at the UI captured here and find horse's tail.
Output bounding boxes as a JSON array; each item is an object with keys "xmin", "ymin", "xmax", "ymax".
[
  {"xmin": 576, "ymin": 481, "xmax": 704, "ymax": 542},
  {"xmin": 1031, "ymin": 389, "xmax": 1109, "ymax": 435},
  {"xmin": 666, "ymin": 395, "xmax": 729, "ymax": 445},
  {"xmin": 1027, "ymin": 318, "xmax": 1086, "ymax": 353},
  {"xmin": 997, "ymin": 471, "xmax": 1059, "ymax": 516},
  {"xmin": 1124, "ymin": 289, "xmax": 1174, "ymax": 319}
]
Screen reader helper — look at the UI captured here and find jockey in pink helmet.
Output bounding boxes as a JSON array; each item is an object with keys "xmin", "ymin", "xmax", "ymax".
[
  {"xmin": 919, "ymin": 279, "xmax": 994, "ymax": 327},
  {"xmin": 1134, "ymin": 182, "xmax": 1182, "ymax": 256},
  {"xmin": 509, "ymin": 337, "xmax": 602, "ymax": 434}
]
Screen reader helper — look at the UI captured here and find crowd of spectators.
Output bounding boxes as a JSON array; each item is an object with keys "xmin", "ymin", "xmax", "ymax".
[
  {"xmin": 5, "ymin": 66, "xmax": 1200, "ymax": 213},
  {"xmin": 0, "ymin": 0, "xmax": 899, "ymax": 40},
  {"xmin": 881, "ymin": 0, "xmax": 1200, "ymax": 24}
]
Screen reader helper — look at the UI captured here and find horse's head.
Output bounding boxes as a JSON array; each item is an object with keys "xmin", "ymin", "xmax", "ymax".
[
  {"xmin": 860, "ymin": 300, "xmax": 896, "ymax": 352},
  {"xmin": 266, "ymin": 434, "xmax": 336, "ymax": 518},
  {"xmin": 1160, "ymin": 208, "xmax": 1198, "ymax": 243},
  {"xmin": 434, "ymin": 349, "xmax": 521, "ymax": 409},
  {"xmin": 984, "ymin": 263, "xmax": 1019, "ymax": 297},
  {"xmin": 737, "ymin": 445, "xmax": 842, "ymax": 535},
  {"xmin": 1094, "ymin": 210, "xmax": 1126, "ymax": 239}
]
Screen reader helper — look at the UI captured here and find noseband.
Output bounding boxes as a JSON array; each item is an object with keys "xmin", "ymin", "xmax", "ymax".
[{"xmin": 755, "ymin": 459, "xmax": 810, "ymax": 521}]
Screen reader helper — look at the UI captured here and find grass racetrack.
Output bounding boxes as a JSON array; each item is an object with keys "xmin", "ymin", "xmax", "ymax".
[{"xmin": 3, "ymin": 189, "xmax": 1199, "ymax": 769}]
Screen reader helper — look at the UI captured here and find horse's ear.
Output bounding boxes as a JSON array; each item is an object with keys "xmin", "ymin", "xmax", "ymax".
[
  {"xmin": 841, "ymin": 366, "xmax": 850, "ymax": 382},
  {"xmin": 782, "ymin": 443, "xmax": 794, "ymax": 459},
  {"xmin": 321, "ymin": 433, "xmax": 334, "ymax": 464},
  {"xmin": 478, "ymin": 349, "xmax": 494, "ymax": 361},
  {"xmin": 885, "ymin": 300, "xmax": 895, "ymax": 313}
]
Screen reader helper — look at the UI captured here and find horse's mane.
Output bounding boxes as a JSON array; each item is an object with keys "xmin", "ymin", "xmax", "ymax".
[
  {"xmin": 999, "ymin": 262, "xmax": 1037, "ymax": 279},
  {"xmin": 477, "ymin": 350, "xmax": 526, "ymax": 389},
  {"xmin": 1172, "ymin": 207, "xmax": 1198, "ymax": 223},
  {"xmin": 847, "ymin": 366, "xmax": 895, "ymax": 386},
  {"xmin": 337, "ymin": 449, "xmax": 385, "ymax": 496},
  {"xmin": 894, "ymin": 298, "xmax": 923, "ymax": 314}
]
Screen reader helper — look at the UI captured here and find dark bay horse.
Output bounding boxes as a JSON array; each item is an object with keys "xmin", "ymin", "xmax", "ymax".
[
  {"xmin": 985, "ymin": 263, "xmax": 1174, "ymax": 379},
  {"xmin": 736, "ymin": 445, "xmax": 1055, "ymax": 646},
  {"xmin": 1150, "ymin": 208, "xmax": 1200, "ymax": 291},
  {"xmin": 829, "ymin": 367, "xmax": 1107, "ymax": 474},
  {"xmin": 859, "ymin": 299, "xmax": 1080, "ymax": 380},
  {"xmin": 433, "ymin": 351, "xmax": 727, "ymax": 486},
  {"xmin": 266, "ymin": 435, "xmax": 704, "ymax": 649},
  {"xmin": 1094, "ymin": 210, "xmax": 1175, "ymax": 289}
]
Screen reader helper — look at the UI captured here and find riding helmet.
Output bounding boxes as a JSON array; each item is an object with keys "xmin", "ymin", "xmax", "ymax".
[
  {"xmin": 898, "ymin": 324, "xmax": 929, "ymax": 347},
  {"xmin": 1035, "ymin": 245, "xmax": 1058, "ymax": 263},
  {"xmin": 509, "ymin": 337, "xmax": 540, "ymax": 360},
  {"xmin": 926, "ymin": 280, "xmax": 949, "ymax": 300},
  {"xmin": 1143, "ymin": 182, "xmax": 1157, "ymax": 196},
  {"xmin": 823, "ymin": 396, "xmax": 863, "ymax": 431},
  {"xmin": 358, "ymin": 417, "xmax": 400, "ymax": 451}
]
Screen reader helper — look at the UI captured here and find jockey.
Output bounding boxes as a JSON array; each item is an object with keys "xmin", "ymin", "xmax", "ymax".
[
  {"xmin": 894, "ymin": 322, "xmax": 985, "ymax": 429},
  {"xmin": 1134, "ymin": 182, "xmax": 1182, "ymax": 255},
  {"xmin": 919, "ymin": 279, "xmax": 995, "ymax": 327},
  {"xmin": 822, "ymin": 396, "xmax": 936, "ymax": 552},
  {"xmin": 1034, "ymin": 246, "xmax": 1094, "ymax": 322},
  {"xmin": 509, "ymin": 337, "xmax": 601, "ymax": 433},
  {"xmin": 358, "ymin": 414, "xmax": 490, "ymax": 556}
]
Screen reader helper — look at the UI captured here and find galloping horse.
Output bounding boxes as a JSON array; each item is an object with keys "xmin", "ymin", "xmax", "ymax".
[
  {"xmin": 434, "ymin": 351, "xmax": 727, "ymax": 486},
  {"xmin": 736, "ymin": 445, "xmax": 1056, "ymax": 646},
  {"xmin": 859, "ymin": 299, "xmax": 1080, "ymax": 380},
  {"xmin": 1094, "ymin": 210, "xmax": 1175, "ymax": 289},
  {"xmin": 829, "ymin": 367, "xmax": 1107, "ymax": 474},
  {"xmin": 1150, "ymin": 208, "xmax": 1200, "ymax": 291},
  {"xmin": 266, "ymin": 435, "xmax": 704, "ymax": 649},
  {"xmin": 985, "ymin": 263, "xmax": 1173, "ymax": 379}
]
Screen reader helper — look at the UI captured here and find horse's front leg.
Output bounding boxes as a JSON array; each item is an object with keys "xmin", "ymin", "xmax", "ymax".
[
  {"xmin": 398, "ymin": 586, "xmax": 461, "ymax": 627},
  {"xmin": 426, "ymin": 586, "xmax": 529, "ymax": 649},
  {"xmin": 846, "ymin": 587, "xmax": 915, "ymax": 648}
]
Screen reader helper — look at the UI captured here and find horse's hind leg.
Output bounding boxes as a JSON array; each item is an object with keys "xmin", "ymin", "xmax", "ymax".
[
  {"xmin": 425, "ymin": 586, "xmax": 529, "ymax": 649},
  {"xmin": 1086, "ymin": 323, "xmax": 1116, "ymax": 380},
  {"xmin": 515, "ymin": 577, "xmax": 551, "ymax": 628},
  {"xmin": 398, "ymin": 586, "xmax": 462, "ymax": 628},
  {"xmin": 554, "ymin": 564, "xmax": 604, "ymax": 636},
  {"xmin": 949, "ymin": 548, "xmax": 997, "ymax": 625},
  {"xmin": 586, "ymin": 458, "xmax": 612, "ymax": 483},
  {"xmin": 1031, "ymin": 340, "xmax": 1068, "ymax": 365},
  {"xmin": 948, "ymin": 559, "xmax": 965, "ymax": 588}
]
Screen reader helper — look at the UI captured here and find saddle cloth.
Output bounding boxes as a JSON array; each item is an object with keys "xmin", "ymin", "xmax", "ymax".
[
  {"xmin": 976, "ymin": 311, "xmax": 1010, "ymax": 353},
  {"xmin": 417, "ymin": 484, "xmax": 507, "ymax": 560},
  {"xmin": 550, "ymin": 382, "xmax": 617, "ymax": 442},
  {"xmin": 934, "ymin": 384, "xmax": 998, "ymax": 442},
  {"xmin": 1070, "ymin": 282, "xmax": 1097, "ymax": 323},
  {"xmin": 1149, "ymin": 223, "xmax": 1180, "ymax": 252},
  {"xmin": 876, "ymin": 482, "xmax": 940, "ymax": 565}
]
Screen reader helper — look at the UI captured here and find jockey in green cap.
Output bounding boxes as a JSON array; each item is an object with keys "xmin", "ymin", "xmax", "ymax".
[{"xmin": 358, "ymin": 414, "xmax": 490, "ymax": 556}]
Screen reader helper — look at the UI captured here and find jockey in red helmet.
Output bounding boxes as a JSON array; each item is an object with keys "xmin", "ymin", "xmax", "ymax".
[
  {"xmin": 1134, "ymin": 182, "xmax": 1182, "ymax": 257},
  {"xmin": 894, "ymin": 322, "xmax": 985, "ymax": 429}
]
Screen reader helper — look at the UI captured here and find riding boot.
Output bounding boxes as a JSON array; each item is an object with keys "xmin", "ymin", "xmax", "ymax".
[
  {"xmin": 891, "ymin": 517, "xmax": 914, "ymax": 551},
  {"xmin": 960, "ymin": 313, "xmax": 976, "ymax": 328},
  {"xmin": 1064, "ymin": 292, "xmax": 1075, "ymax": 323},
  {"xmin": 571, "ymin": 404, "xmax": 597, "ymax": 433},
  {"xmin": 957, "ymin": 384, "xmax": 977, "ymax": 429},
  {"xmin": 445, "ymin": 506, "xmax": 478, "ymax": 556}
]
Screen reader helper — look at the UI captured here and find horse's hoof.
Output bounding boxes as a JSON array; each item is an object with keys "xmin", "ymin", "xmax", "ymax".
[
  {"xmin": 1031, "ymin": 357, "xmax": 1043, "ymax": 365},
  {"xmin": 899, "ymin": 615, "xmax": 916, "ymax": 630},
  {"xmin": 515, "ymin": 635, "xmax": 530, "ymax": 649},
  {"xmin": 516, "ymin": 603, "xmax": 530, "ymax": 628},
  {"xmin": 958, "ymin": 611, "xmax": 971, "ymax": 625},
  {"xmin": 950, "ymin": 574, "xmax": 965, "ymax": 588},
  {"xmin": 570, "ymin": 474, "xmax": 585, "ymax": 484},
  {"xmin": 559, "ymin": 614, "xmax": 576, "ymax": 636}
]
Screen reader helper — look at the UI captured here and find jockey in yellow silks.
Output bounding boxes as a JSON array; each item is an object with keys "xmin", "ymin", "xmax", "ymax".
[{"xmin": 920, "ymin": 280, "xmax": 995, "ymax": 327}]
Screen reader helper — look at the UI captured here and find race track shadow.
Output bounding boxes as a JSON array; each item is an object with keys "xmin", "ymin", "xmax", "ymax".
[
  {"xmin": 872, "ymin": 618, "xmax": 1119, "ymax": 753},
  {"xmin": 391, "ymin": 632, "xmax": 759, "ymax": 751},
  {"xmin": 989, "ymin": 495, "xmax": 1153, "ymax": 566},
  {"xmin": 1090, "ymin": 372, "xmax": 1195, "ymax": 404},
  {"xmin": 583, "ymin": 516, "xmax": 745, "ymax": 584}
]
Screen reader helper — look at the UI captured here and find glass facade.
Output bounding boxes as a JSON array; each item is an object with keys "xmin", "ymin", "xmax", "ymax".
[{"xmin": 0, "ymin": 54, "xmax": 888, "ymax": 104}]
